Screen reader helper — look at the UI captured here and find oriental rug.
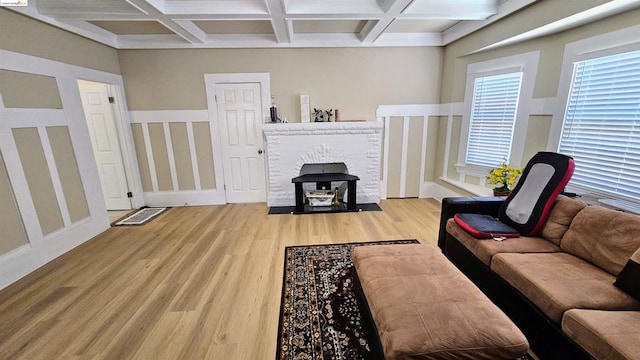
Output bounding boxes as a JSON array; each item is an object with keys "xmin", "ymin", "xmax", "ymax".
[{"xmin": 275, "ymin": 239, "xmax": 419, "ymax": 360}]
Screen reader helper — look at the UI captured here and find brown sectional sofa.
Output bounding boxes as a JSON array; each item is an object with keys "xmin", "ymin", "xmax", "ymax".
[{"xmin": 439, "ymin": 195, "xmax": 640, "ymax": 360}]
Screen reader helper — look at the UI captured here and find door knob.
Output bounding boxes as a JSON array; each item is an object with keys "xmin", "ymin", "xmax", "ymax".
[{"xmin": 258, "ymin": 149, "xmax": 263, "ymax": 154}]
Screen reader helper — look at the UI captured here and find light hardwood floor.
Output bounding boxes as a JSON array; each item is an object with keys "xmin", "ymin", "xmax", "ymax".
[{"xmin": 0, "ymin": 198, "xmax": 442, "ymax": 360}]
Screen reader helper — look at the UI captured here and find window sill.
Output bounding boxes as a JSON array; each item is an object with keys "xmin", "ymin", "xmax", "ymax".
[
  {"xmin": 454, "ymin": 163, "xmax": 493, "ymax": 179},
  {"xmin": 440, "ymin": 177, "xmax": 493, "ymax": 197}
]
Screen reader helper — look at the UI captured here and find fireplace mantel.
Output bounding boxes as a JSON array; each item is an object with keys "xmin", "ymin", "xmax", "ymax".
[{"xmin": 263, "ymin": 121, "xmax": 383, "ymax": 207}]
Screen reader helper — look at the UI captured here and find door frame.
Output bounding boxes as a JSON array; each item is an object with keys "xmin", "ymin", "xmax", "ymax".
[{"xmin": 204, "ymin": 73, "xmax": 271, "ymax": 204}]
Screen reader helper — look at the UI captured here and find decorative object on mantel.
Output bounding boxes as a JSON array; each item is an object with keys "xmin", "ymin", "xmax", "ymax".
[
  {"xmin": 300, "ymin": 94, "xmax": 310, "ymax": 123},
  {"xmin": 270, "ymin": 95, "xmax": 278, "ymax": 122},
  {"xmin": 487, "ymin": 161, "xmax": 522, "ymax": 196},
  {"xmin": 313, "ymin": 108, "xmax": 334, "ymax": 122}
]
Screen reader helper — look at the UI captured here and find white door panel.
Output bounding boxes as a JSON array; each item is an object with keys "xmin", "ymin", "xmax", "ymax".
[
  {"xmin": 79, "ymin": 84, "xmax": 131, "ymax": 210},
  {"xmin": 216, "ymin": 83, "xmax": 266, "ymax": 203}
]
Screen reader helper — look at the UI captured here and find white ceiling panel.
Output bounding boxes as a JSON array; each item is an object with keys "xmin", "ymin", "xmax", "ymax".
[
  {"xmin": 293, "ymin": 20, "xmax": 367, "ymax": 34},
  {"xmin": 9, "ymin": 0, "xmax": 636, "ymax": 49},
  {"xmin": 386, "ymin": 19, "xmax": 459, "ymax": 33}
]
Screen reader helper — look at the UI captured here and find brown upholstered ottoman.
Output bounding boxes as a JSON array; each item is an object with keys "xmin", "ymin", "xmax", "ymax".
[{"xmin": 353, "ymin": 244, "xmax": 529, "ymax": 359}]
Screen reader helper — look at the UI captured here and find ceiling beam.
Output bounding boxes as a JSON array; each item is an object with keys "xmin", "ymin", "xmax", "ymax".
[
  {"xmin": 359, "ymin": 0, "xmax": 414, "ymax": 43},
  {"xmin": 402, "ymin": 0, "xmax": 496, "ymax": 19},
  {"xmin": 126, "ymin": 0, "xmax": 205, "ymax": 43},
  {"xmin": 442, "ymin": 0, "xmax": 537, "ymax": 44},
  {"xmin": 265, "ymin": 0, "xmax": 291, "ymax": 43},
  {"xmin": 286, "ymin": 0, "xmax": 383, "ymax": 15},
  {"xmin": 115, "ymin": 32, "xmax": 441, "ymax": 49},
  {"xmin": 472, "ymin": 0, "xmax": 640, "ymax": 53},
  {"xmin": 162, "ymin": 0, "xmax": 268, "ymax": 15}
]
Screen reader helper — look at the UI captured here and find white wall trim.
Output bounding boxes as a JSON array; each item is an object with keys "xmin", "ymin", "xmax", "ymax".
[
  {"xmin": 420, "ymin": 181, "xmax": 469, "ymax": 202},
  {"xmin": 141, "ymin": 123, "xmax": 159, "ymax": 192},
  {"xmin": 399, "ymin": 116, "xmax": 409, "ymax": 197},
  {"xmin": 5, "ymin": 109, "xmax": 66, "ymax": 128},
  {"xmin": 0, "ymin": 49, "xmax": 143, "ymax": 289},
  {"xmin": 0, "ymin": 217, "xmax": 105, "ymax": 290},
  {"xmin": 439, "ymin": 177, "xmax": 492, "ymax": 197},
  {"xmin": 442, "ymin": 115, "xmax": 454, "ymax": 178},
  {"xmin": 418, "ymin": 115, "xmax": 429, "ymax": 198},
  {"xmin": 376, "ymin": 104, "xmax": 441, "ymax": 117},
  {"xmin": 143, "ymin": 189, "xmax": 225, "ymax": 207},
  {"xmin": 163, "ymin": 122, "xmax": 180, "ymax": 191},
  {"xmin": 38, "ymin": 126, "xmax": 72, "ymax": 228},
  {"xmin": 131, "ymin": 109, "xmax": 221, "ymax": 197},
  {"xmin": 204, "ymin": 72, "xmax": 271, "ymax": 204},
  {"xmin": 186, "ymin": 122, "xmax": 202, "ymax": 191},
  {"xmin": 129, "ymin": 110, "xmax": 209, "ymax": 123},
  {"xmin": 376, "ymin": 104, "xmax": 463, "ymax": 199}
]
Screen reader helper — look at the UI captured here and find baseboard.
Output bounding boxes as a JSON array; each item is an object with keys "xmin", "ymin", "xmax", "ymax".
[
  {"xmin": 143, "ymin": 189, "xmax": 225, "ymax": 206},
  {"xmin": 420, "ymin": 181, "xmax": 466, "ymax": 202},
  {"xmin": 0, "ymin": 216, "xmax": 108, "ymax": 290}
]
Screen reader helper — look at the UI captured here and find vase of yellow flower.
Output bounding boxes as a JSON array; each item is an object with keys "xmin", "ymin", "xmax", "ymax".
[{"xmin": 487, "ymin": 161, "xmax": 522, "ymax": 196}]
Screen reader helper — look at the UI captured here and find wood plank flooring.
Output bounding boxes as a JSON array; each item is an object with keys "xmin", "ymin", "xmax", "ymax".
[{"xmin": 0, "ymin": 198, "xmax": 442, "ymax": 360}]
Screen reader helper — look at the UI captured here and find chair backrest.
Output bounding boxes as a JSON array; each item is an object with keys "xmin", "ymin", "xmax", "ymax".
[{"xmin": 498, "ymin": 152, "xmax": 575, "ymax": 236}]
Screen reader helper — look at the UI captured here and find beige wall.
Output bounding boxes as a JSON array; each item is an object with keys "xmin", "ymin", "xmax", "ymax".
[
  {"xmin": 118, "ymin": 47, "xmax": 442, "ymax": 121},
  {"xmin": 193, "ymin": 122, "xmax": 216, "ymax": 190},
  {"xmin": 0, "ymin": 70, "xmax": 62, "ymax": 109},
  {"xmin": 437, "ymin": 5, "xmax": 640, "ymax": 191},
  {"xmin": 440, "ymin": 1, "xmax": 638, "ymax": 103},
  {"xmin": 0, "ymin": 9, "xmax": 120, "ymax": 74}
]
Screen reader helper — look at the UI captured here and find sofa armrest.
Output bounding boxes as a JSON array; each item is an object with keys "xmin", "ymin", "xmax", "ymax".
[{"xmin": 438, "ymin": 197, "xmax": 506, "ymax": 250}]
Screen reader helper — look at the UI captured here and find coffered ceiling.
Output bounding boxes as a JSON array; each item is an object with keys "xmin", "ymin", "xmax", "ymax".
[
  {"xmin": 8, "ymin": 0, "xmax": 640, "ymax": 49},
  {"xmin": 8, "ymin": 0, "xmax": 537, "ymax": 49}
]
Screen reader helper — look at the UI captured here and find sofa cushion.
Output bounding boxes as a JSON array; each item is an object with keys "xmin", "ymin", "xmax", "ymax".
[
  {"xmin": 446, "ymin": 218, "xmax": 561, "ymax": 265},
  {"xmin": 614, "ymin": 247, "xmax": 640, "ymax": 301},
  {"xmin": 562, "ymin": 309, "xmax": 640, "ymax": 360},
  {"xmin": 353, "ymin": 244, "xmax": 529, "ymax": 360},
  {"xmin": 561, "ymin": 205, "xmax": 640, "ymax": 276},
  {"xmin": 491, "ymin": 252, "xmax": 640, "ymax": 323},
  {"xmin": 539, "ymin": 195, "xmax": 587, "ymax": 245}
]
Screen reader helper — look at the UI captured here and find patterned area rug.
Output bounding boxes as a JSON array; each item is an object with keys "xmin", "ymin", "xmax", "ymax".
[{"xmin": 276, "ymin": 240, "xmax": 419, "ymax": 360}]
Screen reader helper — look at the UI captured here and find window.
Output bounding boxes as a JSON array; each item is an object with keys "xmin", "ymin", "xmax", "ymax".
[
  {"xmin": 455, "ymin": 51, "xmax": 539, "ymax": 184},
  {"xmin": 466, "ymin": 72, "xmax": 523, "ymax": 167},
  {"xmin": 559, "ymin": 49, "xmax": 640, "ymax": 202}
]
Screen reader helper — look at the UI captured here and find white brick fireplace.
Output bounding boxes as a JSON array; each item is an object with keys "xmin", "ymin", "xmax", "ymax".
[{"xmin": 262, "ymin": 121, "xmax": 383, "ymax": 207}]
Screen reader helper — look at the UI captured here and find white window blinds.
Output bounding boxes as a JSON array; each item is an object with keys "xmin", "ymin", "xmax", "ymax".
[
  {"xmin": 559, "ymin": 50, "xmax": 640, "ymax": 201},
  {"xmin": 466, "ymin": 72, "xmax": 523, "ymax": 167}
]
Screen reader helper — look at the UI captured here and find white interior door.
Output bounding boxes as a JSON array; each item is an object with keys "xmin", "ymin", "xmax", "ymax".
[
  {"xmin": 215, "ymin": 83, "xmax": 266, "ymax": 203},
  {"xmin": 79, "ymin": 83, "xmax": 131, "ymax": 210}
]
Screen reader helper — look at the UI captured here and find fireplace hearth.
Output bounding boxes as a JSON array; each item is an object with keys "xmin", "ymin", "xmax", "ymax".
[{"xmin": 262, "ymin": 121, "xmax": 383, "ymax": 207}]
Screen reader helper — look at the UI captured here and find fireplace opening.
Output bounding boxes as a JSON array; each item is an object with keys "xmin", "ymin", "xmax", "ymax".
[
  {"xmin": 300, "ymin": 162, "xmax": 348, "ymax": 194},
  {"xmin": 291, "ymin": 162, "xmax": 359, "ymax": 213}
]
